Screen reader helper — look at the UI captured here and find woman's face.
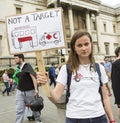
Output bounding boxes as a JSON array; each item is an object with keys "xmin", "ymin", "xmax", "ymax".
[{"xmin": 74, "ymin": 35, "xmax": 92, "ymax": 59}]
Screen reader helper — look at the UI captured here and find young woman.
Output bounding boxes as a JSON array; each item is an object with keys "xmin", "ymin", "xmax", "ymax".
[
  {"xmin": 2, "ymin": 69, "xmax": 10, "ymax": 96},
  {"xmin": 37, "ymin": 31, "xmax": 115, "ymax": 123}
]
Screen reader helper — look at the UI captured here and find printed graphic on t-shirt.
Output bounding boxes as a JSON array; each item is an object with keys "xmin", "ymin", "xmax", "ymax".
[{"xmin": 73, "ymin": 72, "xmax": 98, "ymax": 82}]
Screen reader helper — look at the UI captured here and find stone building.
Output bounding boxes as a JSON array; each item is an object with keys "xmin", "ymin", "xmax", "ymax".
[
  {"xmin": 0, "ymin": 0, "xmax": 47, "ymax": 68},
  {"xmin": 0, "ymin": 0, "xmax": 120, "ymax": 68}
]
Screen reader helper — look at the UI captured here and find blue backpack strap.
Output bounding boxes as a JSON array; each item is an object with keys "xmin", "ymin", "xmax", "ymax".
[
  {"xmin": 66, "ymin": 64, "xmax": 72, "ymax": 104},
  {"xmin": 95, "ymin": 63, "xmax": 104, "ymax": 105},
  {"xmin": 95, "ymin": 63, "xmax": 103, "ymax": 86}
]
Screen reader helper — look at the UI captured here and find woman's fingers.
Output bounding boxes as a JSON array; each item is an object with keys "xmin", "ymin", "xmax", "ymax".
[{"xmin": 36, "ymin": 71, "xmax": 48, "ymax": 84}]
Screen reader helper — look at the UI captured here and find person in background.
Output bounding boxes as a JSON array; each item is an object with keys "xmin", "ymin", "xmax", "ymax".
[
  {"xmin": 14, "ymin": 54, "xmax": 42, "ymax": 123},
  {"xmin": 111, "ymin": 46, "xmax": 120, "ymax": 119},
  {"xmin": 104, "ymin": 57, "xmax": 112, "ymax": 96},
  {"xmin": 11, "ymin": 79, "xmax": 17, "ymax": 93},
  {"xmin": 7, "ymin": 72, "xmax": 14, "ymax": 93},
  {"xmin": 55, "ymin": 64, "xmax": 60, "ymax": 78},
  {"xmin": 100, "ymin": 62, "xmax": 104, "ymax": 66},
  {"xmin": 9, "ymin": 78, "xmax": 13, "ymax": 93},
  {"xmin": 37, "ymin": 31, "xmax": 115, "ymax": 123},
  {"xmin": 49, "ymin": 63, "xmax": 56, "ymax": 87},
  {"xmin": 2, "ymin": 69, "xmax": 10, "ymax": 96},
  {"xmin": 11, "ymin": 66, "xmax": 20, "ymax": 93}
]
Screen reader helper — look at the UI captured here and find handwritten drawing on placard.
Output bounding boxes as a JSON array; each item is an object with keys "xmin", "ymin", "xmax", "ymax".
[{"xmin": 6, "ymin": 8, "xmax": 65, "ymax": 54}]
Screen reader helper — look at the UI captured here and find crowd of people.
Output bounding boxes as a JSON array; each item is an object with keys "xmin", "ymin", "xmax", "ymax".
[{"xmin": 1, "ymin": 31, "xmax": 120, "ymax": 123}]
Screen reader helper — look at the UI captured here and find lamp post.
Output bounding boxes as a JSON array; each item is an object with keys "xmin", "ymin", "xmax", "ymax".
[{"xmin": 57, "ymin": 0, "xmax": 60, "ymax": 7}]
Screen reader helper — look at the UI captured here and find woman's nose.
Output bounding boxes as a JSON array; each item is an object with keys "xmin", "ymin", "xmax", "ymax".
[{"xmin": 81, "ymin": 45, "xmax": 86, "ymax": 50}]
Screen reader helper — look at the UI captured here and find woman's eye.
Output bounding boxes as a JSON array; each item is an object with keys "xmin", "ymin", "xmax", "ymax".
[
  {"xmin": 77, "ymin": 44, "xmax": 82, "ymax": 47},
  {"xmin": 85, "ymin": 42, "xmax": 89, "ymax": 46}
]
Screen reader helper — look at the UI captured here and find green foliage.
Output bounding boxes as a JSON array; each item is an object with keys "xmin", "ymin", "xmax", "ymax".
[
  {"xmin": 0, "ymin": 70, "xmax": 4, "ymax": 83},
  {"xmin": 8, "ymin": 68, "xmax": 15, "ymax": 75},
  {"xmin": 0, "ymin": 68, "xmax": 15, "ymax": 77},
  {"xmin": 0, "ymin": 70, "xmax": 4, "ymax": 77},
  {"xmin": 34, "ymin": 67, "xmax": 38, "ymax": 72},
  {"xmin": 34, "ymin": 66, "xmax": 50, "ymax": 72},
  {"xmin": 45, "ymin": 66, "xmax": 50, "ymax": 72}
]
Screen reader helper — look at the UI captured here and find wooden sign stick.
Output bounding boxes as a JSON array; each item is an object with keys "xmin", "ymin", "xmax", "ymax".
[{"xmin": 36, "ymin": 51, "xmax": 51, "ymax": 97}]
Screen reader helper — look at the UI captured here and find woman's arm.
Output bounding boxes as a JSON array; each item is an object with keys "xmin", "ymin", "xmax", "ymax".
[
  {"xmin": 36, "ymin": 72, "xmax": 65, "ymax": 103},
  {"xmin": 49, "ymin": 82, "xmax": 65, "ymax": 103},
  {"xmin": 102, "ymin": 84, "xmax": 115, "ymax": 122}
]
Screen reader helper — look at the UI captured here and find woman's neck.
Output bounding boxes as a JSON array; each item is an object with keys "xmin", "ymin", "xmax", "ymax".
[{"xmin": 79, "ymin": 58, "xmax": 90, "ymax": 65}]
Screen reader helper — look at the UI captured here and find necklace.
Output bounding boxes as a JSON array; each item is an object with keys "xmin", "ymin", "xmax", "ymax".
[{"xmin": 82, "ymin": 64, "xmax": 89, "ymax": 70}]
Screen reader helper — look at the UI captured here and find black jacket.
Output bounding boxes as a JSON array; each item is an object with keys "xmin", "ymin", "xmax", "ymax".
[
  {"xmin": 17, "ymin": 63, "xmax": 36, "ymax": 91},
  {"xmin": 111, "ymin": 59, "xmax": 120, "ymax": 104}
]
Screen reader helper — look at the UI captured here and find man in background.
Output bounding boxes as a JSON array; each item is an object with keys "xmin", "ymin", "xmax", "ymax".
[
  {"xmin": 104, "ymin": 57, "xmax": 112, "ymax": 96},
  {"xmin": 49, "ymin": 63, "xmax": 56, "ymax": 87},
  {"xmin": 111, "ymin": 46, "xmax": 120, "ymax": 119},
  {"xmin": 14, "ymin": 54, "xmax": 42, "ymax": 123}
]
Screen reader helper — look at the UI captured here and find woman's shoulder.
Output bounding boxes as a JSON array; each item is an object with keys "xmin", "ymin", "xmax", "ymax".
[
  {"xmin": 60, "ymin": 64, "xmax": 67, "ymax": 70},
  {"xmin": 2, "ymin": 73, "xmax": 6, "ymax": 77},
  {"xmin": 97, "ymin": 63, "xmax": 104, "ymax": 69},
  {"xmin": 95, "ymin": 63, "xmax": 106, "ymax": 75}
]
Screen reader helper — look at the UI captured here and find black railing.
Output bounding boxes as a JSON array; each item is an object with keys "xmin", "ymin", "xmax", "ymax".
[
  {"xmin": 0, "ymin": 57, "xmax": 37, "ymax": 68},
  {"xmin": 0, "ymin": 56, "xmax": 60, "ymax": 69}
]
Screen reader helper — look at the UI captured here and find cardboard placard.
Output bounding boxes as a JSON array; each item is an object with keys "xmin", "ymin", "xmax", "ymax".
[
  {"xmin": 6, "ymin": 8, "xmax": 66, "ymax": 97},
  {"xmin": 6, "ymin": 8, "xmax": 65, "ymax": 54}
]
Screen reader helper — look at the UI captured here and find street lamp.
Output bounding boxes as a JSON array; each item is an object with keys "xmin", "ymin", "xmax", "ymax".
[{"xmin": 57, "ymin": 0, "xmax": 60, "ymax": 7}]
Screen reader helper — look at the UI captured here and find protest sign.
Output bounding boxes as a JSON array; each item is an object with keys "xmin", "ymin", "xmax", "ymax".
[
  {"xmin": 6, "ymin": 8, "xmax": 65, "ymax": 97},
  {"xmin": 6, "ymin": 8, "xmax": 65, "ymax": 54}
]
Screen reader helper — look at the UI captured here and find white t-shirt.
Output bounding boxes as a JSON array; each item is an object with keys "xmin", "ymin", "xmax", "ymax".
[
  {"xmin": 56, "ymin": 64, "xmax": 108, "ymax": 118},
  {"xmin": 2, "ymin": 73, "xmax": 9, "ymax": 82}
]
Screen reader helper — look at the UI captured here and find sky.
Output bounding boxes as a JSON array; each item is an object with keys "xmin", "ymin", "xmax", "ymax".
[{"xmin": 100, "ymin": 0, "xmax": 120, "ymax": 6}]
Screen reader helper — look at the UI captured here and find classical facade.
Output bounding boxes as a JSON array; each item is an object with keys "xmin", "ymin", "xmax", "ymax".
[
  {"xmin": 0, "ymin": 0, "xmax": 47, "ymax": 68},
  {"xmin": 47, "ymin": 0, "xmax": 120, "ymax": 62},
  {"xmin": 0, "ymin": 0, "xmax": 120, "ymax": 68}
]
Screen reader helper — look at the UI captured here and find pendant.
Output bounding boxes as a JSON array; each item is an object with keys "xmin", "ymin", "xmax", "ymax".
[{"xmin": 75, "ymin": 77, "xmax": 80, "ymax": 82}]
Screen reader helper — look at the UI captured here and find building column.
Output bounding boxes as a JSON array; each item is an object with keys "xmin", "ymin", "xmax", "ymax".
[
  {"xmin": 95, "ymin": 12, "xmax": 103, "ymax": 54},
  {"xmin": 54, "ymin": 2, "xmax": 57, "ymax": 8},
  {"xmin": 85, "ymin": 10, "xmax": 91, "ymax": 34},
  {"xmin": 68, "ymin": 5, "xmax": 74, "ymax": 37}
]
